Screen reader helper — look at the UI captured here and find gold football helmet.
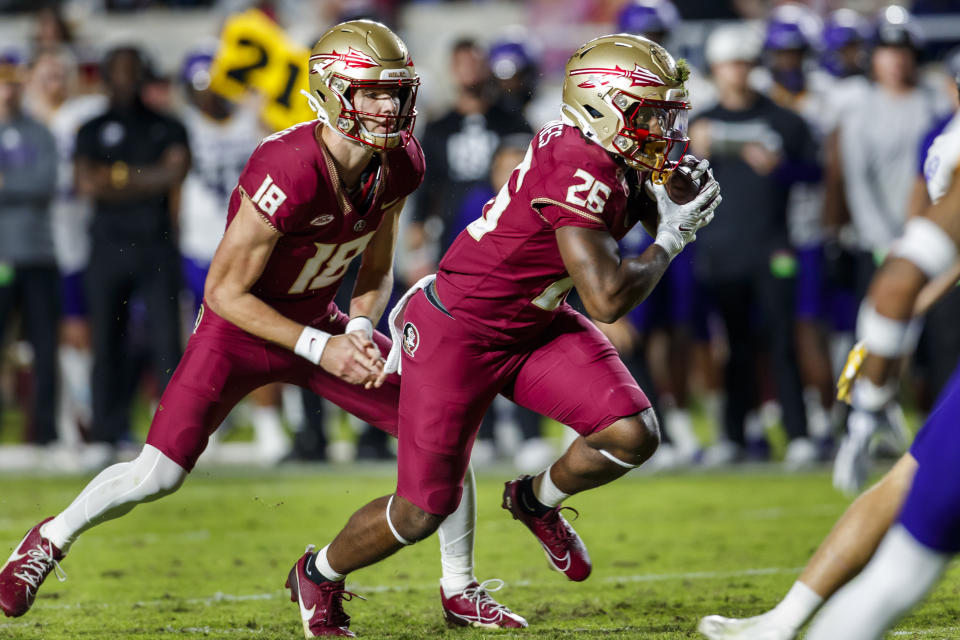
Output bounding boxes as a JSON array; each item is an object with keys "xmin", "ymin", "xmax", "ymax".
[
  {"xmin": 561, "ymin": 34, "xmax": 690, "ymax": 175},
  {"xmin": 307, "ymin": 19, "xmax": 418, "ymax": 150}
]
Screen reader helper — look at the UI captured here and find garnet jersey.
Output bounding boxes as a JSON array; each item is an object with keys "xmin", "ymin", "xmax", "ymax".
[
  {"xmin": 210, "ymin": 121, "xmax": 423, "ymax": 330},
  {"xmin": 437, "ymin": 120, "xmax": 646, "ymax": 343}
]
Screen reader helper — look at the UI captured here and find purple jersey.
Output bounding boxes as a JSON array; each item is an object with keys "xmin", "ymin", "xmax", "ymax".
[
  {"xmin": 212, "ymin": 121, "xmax": 424, "ymax": 330},
  {"xmin": 437, "ymin": 121, "xmax": 643, "ymax": 343}
]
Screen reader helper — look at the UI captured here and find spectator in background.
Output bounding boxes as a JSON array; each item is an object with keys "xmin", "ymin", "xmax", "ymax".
[
  {"xmin": 406, "ymin": 37, "xmax": 532, "ymax": 281},
  {"xmin": 759, "ymin": 4, "xmax": 835, "ymax": 453},
  {"xmin": 488, "ymin": 35, "xmax": 539, "ymax": 123},
  {"xmin": 690, "ymin": 25, "xmax": 817, "ymax": 467},
  {"xmin": 23, "ymin": 48, "xmax": 106, "ymax": 451},
  {"xmin": 75, "ymin": 46, "xmax": 190, "ymax": 465},
  {"xmin": 0, "ymin": 53, "xmax": 60, "ymax": 447},
  {"xmin": 32, "ymin": 6, "xmax": 73, "ymax": 54},
  {"xmin": 819, "ymin": 9, "xmax": 870, "ymax": 81}
]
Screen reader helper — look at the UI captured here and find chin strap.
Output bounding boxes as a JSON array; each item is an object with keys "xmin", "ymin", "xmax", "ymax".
[{"xmin": 300, "ymin": 89, "xmax": 328, "ymax": 126}]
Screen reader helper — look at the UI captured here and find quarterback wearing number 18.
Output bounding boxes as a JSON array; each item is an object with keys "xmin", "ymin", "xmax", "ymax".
[
  {"xmin": 304, "ymin": 33, "xmax": 723, "ymax": 635},
  {"xmin": 0, "ymin": 20, "xmax": 528, "ymax": 636}
]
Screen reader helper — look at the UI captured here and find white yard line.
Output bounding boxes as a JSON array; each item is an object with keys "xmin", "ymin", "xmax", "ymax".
[
  {"xmin": 891, "ymin": 627, "xmax": 960, "ymax": 636},
  {"xmin": 28, "ymin": 565, "xmax": 803, "ymax": 612}
]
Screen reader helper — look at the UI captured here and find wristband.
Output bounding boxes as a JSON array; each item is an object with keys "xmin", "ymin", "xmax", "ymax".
[
  {"xmin": 851, "ymin": 377, "xmax": 896, "ymax": 413},
  {"xmin": 345, "ymin": 316, "xmax": 374, "ymax": 340},
  {"xmin": 856, "ymin": 301, "xmax": 911, "ymax": 358},
  {"xmin": 294, "ymin": 326, "xmax": 332, "ymax": 365}
]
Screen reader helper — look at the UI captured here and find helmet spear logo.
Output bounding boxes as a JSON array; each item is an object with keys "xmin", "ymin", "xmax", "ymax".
[{"xmin": 570, "ymin": 63, "xmax": 664, "ymax": 89}]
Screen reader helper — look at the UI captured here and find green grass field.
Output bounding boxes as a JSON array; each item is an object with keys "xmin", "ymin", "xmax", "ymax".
[{"xmin": 0, "ymin": 464, "xmax": 957, "ymax": 639}]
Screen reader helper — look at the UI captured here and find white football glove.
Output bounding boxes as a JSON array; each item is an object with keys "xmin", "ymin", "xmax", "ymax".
[{"xmin": 644, "ymin": 170, "xmax": 722, "ymax": 260}]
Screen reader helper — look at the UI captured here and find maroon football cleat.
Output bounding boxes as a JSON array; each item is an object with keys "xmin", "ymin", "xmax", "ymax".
[
  {"xmin": 0, "ymin": 517, "xmax": 66, "ymax": 618},
  {"xmin": 285, "ymin": 545, "xmax": 364, "ymax": 638},
  {"xmin": 502, "ymin": 476, "xmax": 592, "ymax": 581},
  {"xmin": 441, "ymin": 579, "xmax": 528, "ymax": 629}
]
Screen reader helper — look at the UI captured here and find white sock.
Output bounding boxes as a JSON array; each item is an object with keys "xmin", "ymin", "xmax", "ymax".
[
  {"xmin": 439, "ymin": 464, "xmax": 477, "ymax": 597},
  {"xmin": 804, "ymin": 388, "xmax": 830, "ymax": 439},
  {"xmin": 315, "ymin": 544, "xmax": 345, "ymax": 581},
  {"xmin": 536, "ymin": 465, "xmax": 570, "ymax": 509},
  {"xmin": 807, "ymin": 524, "xmax": 949, "ymax": 640},
  {"xmin": 40, "ymin": 445, "xmax": 186, "ymax": 553},
  {"xmin": 252, "ymin": 406, "xmax": 286, "ymax": 440},
  {"xmin": 663, "ymin": 407, "xmax": 700, "ymax": 457},
  {"xmin": 766, "ymin": 580, "xmax": 823, "ymax": 630}
]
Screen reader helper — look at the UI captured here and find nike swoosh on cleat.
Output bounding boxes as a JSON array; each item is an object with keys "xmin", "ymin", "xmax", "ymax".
[
  {"xmin": 541, "ymin": 544, "xmax": 571, "ymax": 572},
  {"xmin": 296, "ymin": 579, "xmax": 316, "ymax": 622}
]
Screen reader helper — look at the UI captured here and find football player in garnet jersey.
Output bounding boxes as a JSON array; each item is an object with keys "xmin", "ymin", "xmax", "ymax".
[
  {"xmin": 291, "ymin": 34, "xmax": 722, "ymax": 635},
  {"xmin": 0, "ymin": 20, "xmax": 527, "ymax": 632}
]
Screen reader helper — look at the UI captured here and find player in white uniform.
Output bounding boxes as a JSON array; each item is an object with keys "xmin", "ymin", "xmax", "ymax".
[
  {"xmin": 699, "ymin": 79, "xmax": 960, "ymax": 640},
  {"xmin": 177, "ymin": 50, "xmax": 291, "ymax": 465}
]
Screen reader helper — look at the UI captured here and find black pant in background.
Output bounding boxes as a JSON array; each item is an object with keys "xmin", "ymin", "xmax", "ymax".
[
  {"xmin": 86, "ymin": 237, "xmax": 182, "ymax": 444},
  {"xmin": 0, "ymin": 264, "xmax": 60, "ymax": 444},
  {"xmin": 708, "ymin": 271, "xmax": 808, "ymax": 445}
]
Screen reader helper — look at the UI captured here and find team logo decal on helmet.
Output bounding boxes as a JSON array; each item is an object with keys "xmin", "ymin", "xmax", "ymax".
[
  {"xmin": 402, "ymin": 322, "xmax": 420, "ymax": 357},
  {"xmin": 303, "ymin": 19, "xmax": 419, "ymax": 151},
  {"xmin": 309, "ymin": 47, "xmax": 379, "ymax": 71},
  {"xmin": 570, "ymin": 63, "xmax": 664, "ymax": 89}
]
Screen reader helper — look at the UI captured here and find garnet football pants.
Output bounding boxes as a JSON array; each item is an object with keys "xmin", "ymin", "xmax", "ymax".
[
  {"xmin": 395, "ymin": 293, "xmax": 651, "ymax": 515},
  {"xmin": 146, "ymin": 302, "xmax": 399, "ymax": 471}
]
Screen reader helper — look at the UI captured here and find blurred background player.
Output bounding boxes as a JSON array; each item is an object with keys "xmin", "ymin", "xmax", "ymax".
[
  {"xmin": 176, "ymin": 48, "xmax": 291, "ymax": 465},
  {"xmin": 828, "ymin": 7, "xmax": 952, "ymax": 473},
  {"xmin": 0, "ymin": 53, "xmax": 60, "ymax": 450}
]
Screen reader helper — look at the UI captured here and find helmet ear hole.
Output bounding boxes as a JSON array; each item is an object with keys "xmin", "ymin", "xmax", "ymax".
[{"xmin": 584, "ymin": 104, "xmax": 603, "ymax": 119}]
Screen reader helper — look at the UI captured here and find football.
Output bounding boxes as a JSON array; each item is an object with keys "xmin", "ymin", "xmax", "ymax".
[{"xmin": 664, "ymin": 165, "xmax": 702, "ymax": 205}]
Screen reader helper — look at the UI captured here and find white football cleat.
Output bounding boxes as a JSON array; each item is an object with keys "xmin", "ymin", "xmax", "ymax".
[{"xmin": 698, "ymin": 612, "xmax": 798, "ymax": 640}]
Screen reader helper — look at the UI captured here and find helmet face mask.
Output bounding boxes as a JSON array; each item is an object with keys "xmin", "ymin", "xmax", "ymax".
[
  {"xmin": 326, "ymin": 75, "xmax": 418, "ymax": 149},
  {"xmin": 562, "ymin": 34, "xmax": 690, "ymax": 176},
  {"xmin": 611, "ymin": 91, "xmax": 689, "ymax": 172},
  {"xmin": 308, "ymin": 20, "xmax": 419, "ymax": 150}
]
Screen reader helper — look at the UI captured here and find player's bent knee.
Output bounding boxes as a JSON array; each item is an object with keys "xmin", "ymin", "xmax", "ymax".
[
  {"xmin": 593, "ymin": 408, "xmax": 661, "ymax": 467},
  {"xmin": 389, "ymin": 495, "xmax": 444, "ymax": 543},
  {"xmin": 134, "ymin": 445, "xmax": 189, "ymax": 500}
]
